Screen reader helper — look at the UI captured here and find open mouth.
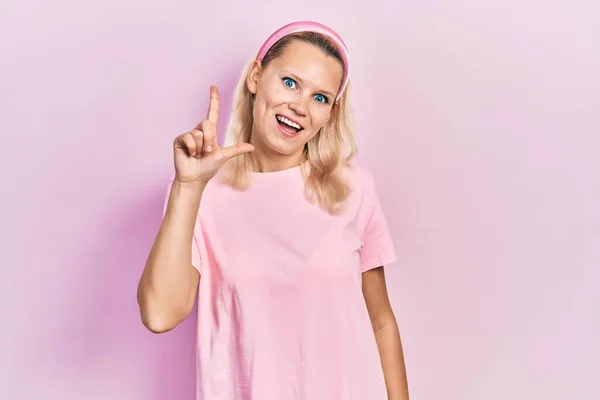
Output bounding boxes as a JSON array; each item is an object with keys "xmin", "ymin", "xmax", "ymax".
[{"xmin": 276, "ymin": 114, "xmax": 303, "ymax": 135}]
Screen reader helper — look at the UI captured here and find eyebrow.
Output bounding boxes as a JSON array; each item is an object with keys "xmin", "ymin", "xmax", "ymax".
[{"xmin": 281, "ymin": 70, "xmax": 336, "ymax": 98}]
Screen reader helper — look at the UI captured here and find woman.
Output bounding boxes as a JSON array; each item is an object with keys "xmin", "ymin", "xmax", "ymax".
[{"xmin": 137, "ymin": 21, "xmax": 410, "ymax": 399}]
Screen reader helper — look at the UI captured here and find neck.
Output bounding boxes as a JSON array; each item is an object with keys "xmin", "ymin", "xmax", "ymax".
[{"xmin": 250, "ymin": 150, "xmax": 305, "ymax": 173}]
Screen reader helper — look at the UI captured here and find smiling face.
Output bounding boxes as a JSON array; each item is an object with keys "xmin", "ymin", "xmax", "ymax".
[{"xmin": 246, "ymin": 39, "xmax": 344, "ymax": 169}]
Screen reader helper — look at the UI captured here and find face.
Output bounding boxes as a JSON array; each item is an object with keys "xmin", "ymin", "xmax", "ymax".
[{"xmin": 246, "ymin": 40, "xmax": 344, "ymax": 162}]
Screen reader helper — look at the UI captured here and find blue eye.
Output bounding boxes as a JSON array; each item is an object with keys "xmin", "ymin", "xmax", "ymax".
[
  {"xmin": 314, "ymin": 94, "xmax": 328, "ymax": 103},
  {"xmin": 282, "ymin": 77, "xmax": 296, "ymax": 88}
]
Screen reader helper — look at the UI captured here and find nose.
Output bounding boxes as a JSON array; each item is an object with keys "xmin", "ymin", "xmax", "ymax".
[{"xmin": 288, "ymin": 100, "xmax": 308, "ymax": 117}]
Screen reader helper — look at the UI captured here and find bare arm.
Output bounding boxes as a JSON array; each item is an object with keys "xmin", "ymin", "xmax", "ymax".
[
  {"xmin": 362, "ymin": 266, "xmax": 410, "ymax": 400},
  {"xmin": 136, "ymin": 180, "xmax": 203, "ymax": 333},
  {"xmin": 136, "ymin": 85, "xmax": 253, "ymax": 333}
]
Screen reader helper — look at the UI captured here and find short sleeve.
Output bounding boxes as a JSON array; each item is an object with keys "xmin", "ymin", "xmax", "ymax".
[
  {"xmin": 358, "ymin": 170, "xmax": 398, "ymax": 273},
  {"xmin": 162, "ymin": 176, "xmax": 202, "ymax": 273}
]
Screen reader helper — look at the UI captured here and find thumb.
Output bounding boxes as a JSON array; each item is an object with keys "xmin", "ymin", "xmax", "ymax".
[{"xmin": 221, "ymin": 143, "xmax": 255, "ymax": 161}]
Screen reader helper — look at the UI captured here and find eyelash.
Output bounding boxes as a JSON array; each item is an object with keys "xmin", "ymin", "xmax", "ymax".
[{"xmin": 282, "ymin": 77, "xmax": 329, "ymax": 104}]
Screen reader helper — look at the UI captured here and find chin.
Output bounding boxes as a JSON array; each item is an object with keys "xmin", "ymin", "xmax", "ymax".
[{"xmin": 264, "ymin": 135, "xmax": 302, "ymax": 155}]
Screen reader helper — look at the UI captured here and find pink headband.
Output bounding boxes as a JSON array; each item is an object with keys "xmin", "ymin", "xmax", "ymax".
[{"xmin": 256, "ymin": 21, "xmax": 350, "ymax": 101}]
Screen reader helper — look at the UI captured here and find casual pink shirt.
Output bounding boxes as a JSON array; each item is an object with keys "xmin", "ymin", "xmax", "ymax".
[{"xmin": 163, "ymin": 162, "xmax": 398, "ymax": 399}]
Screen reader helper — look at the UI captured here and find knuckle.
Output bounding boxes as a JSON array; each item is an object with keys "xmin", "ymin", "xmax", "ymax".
[{"xmin": 192, "ymin": 129, "xmax": 203, "ymax": 138}]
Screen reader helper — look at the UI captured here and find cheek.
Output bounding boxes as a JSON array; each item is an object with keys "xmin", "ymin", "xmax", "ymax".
[
  {"xmin": 252, "ymin": 91, "xmax": 274, "ymax": 121},
  {"xmin": 309, "ymin": 107, "xmax": 332, "ymax": 128},
  {"xmin": 258, "ymin": 79, "xmax": 286, "ymax": 107}
]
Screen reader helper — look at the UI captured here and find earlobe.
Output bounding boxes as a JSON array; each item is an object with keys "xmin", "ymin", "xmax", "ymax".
[{"xmin": 246, "ymin": 60, "xmax": 261, "ymax": 94}]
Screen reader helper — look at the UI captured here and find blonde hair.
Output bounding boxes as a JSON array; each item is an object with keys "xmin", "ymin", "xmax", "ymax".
[{"xmin": 220, "ymin": 32, "xmax": 358, "ymax": 214}]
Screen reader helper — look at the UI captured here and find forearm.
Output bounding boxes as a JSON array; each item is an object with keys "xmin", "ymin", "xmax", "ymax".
[
  {"xmin": 374, "ymin": 319, "xmax": 409, "ymax": 400},
  {"xmin": 137, "ymin": 179, "xmax": 204, "ymax": 332}
]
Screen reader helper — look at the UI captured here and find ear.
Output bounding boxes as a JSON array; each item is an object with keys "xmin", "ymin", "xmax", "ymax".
[{"xmin": 246, "ymin": 60, "xmax": 262, "ymax": 95}]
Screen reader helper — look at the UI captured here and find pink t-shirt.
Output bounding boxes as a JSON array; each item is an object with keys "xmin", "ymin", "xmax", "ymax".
[{"xmin": 163, "ymin": 162, "xmax": 397, "ymax": 399}]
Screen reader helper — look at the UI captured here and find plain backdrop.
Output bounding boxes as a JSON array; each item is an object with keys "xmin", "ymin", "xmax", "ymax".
[{"xmin": 1, "ymin": 0, "xmax": 598, "ymax": 399}]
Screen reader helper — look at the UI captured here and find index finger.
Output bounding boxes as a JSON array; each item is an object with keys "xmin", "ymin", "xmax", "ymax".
[{"xmin": 207, "ymin": 85, "xmax": 220, "ymax": 125}]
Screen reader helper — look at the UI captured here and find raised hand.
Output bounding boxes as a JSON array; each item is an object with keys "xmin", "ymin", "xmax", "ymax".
[{"xmin": 173, "ymin": 85, "xmax": 254, "ymax": 185}]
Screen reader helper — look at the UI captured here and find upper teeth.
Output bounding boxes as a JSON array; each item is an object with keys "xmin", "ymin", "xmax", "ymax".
[{"xmin": 277, "ymin": 115, "xmax": 301, "ymax": 130}]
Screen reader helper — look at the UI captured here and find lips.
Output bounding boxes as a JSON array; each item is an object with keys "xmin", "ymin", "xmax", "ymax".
[{"xmin": 276, "ymin": 114, "xmax": 303, "ymax": 133}]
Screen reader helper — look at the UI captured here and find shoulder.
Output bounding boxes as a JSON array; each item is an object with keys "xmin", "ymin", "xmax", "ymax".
[{"xmin": 342, "ymin": 160, "xmax": 378, "ymax": 198}]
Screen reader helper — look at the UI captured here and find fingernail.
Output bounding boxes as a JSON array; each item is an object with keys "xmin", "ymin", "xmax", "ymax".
[{"xmin": 206, "ymin": 145, "xmax": 212, "ymax": 152}]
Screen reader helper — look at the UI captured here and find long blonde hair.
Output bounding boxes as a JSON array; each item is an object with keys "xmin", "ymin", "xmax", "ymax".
[{"xmin": 220, "ymin": 32, "xmax": 358, "ymax": 214}]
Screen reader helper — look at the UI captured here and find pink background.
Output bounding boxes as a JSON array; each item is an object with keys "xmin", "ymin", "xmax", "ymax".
[{"xmin": 1, "ymin": 0, "xmax": 598, "ymax": 399}]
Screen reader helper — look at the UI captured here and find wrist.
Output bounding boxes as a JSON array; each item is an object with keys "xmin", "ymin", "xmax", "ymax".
[
  {"xmin": 169, "ymin": 179, "xmax": 207, "ymax": 206},
  {"xmin": 172, "ymin": 177, "xmax": 208, "ymax": 192}
]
